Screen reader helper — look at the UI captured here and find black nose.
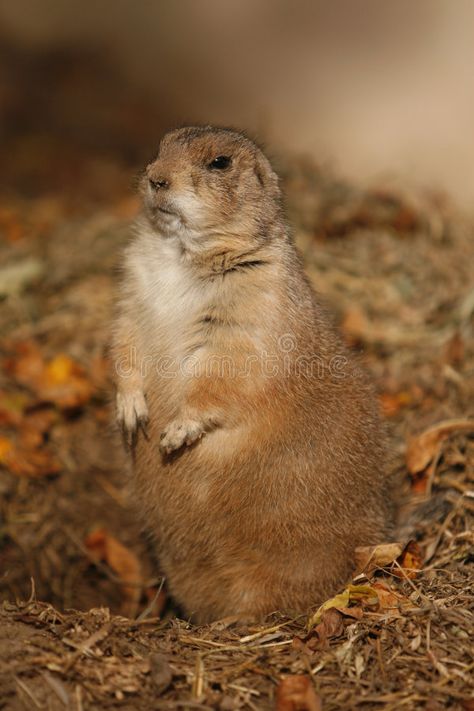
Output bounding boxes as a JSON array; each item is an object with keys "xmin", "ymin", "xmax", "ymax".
[{"xmin": 149, "ymin": 177, "xmax": 170, "ymax": 190}]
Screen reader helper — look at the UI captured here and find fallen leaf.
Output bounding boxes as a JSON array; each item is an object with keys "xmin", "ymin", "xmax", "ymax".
[
  {"xmin": 308, "ymin": 584, "xmax": 378, "ymax": 629},
  {"xmin": 354, "ymin": 540, "xmax": 423, "ymax": 580},
  {"xmin": 346, "ymin": 584, "xmax": 380, "ymax": 605},
  {"xmin": 379, "ymin": 391, "xmax": 412, "ymax": 417},
  {"xmin": 4, "ymin": 342, "xmax": 94, "ymax": 410},
  {"xmin": 276, "ymin": 675, "xmax": 322, "ymax": 711},
  {"xmin": 294, "ymin": 607, "xmax": 344, "ymax": 652},
  {"xmin": 330, "ymin": 605, "xmax": 364, "ymax": 620},
  {"xmin": 0, "ymin": 395, "xmax": 60, "ymax": 478},
  {"xmin": 393, "ymin": 540, "xmax": 423, "ymax": 579},
  {"xmin": 406, "ymin": 419, "xmax": 474, "ymax": 475},
  {"xmin": 0, "ymin": 434, "xmax": 61, "ymax": 477},
  {"xmin": 354, "ymin": 542, "xmax": 404, "ymax": 574},
  {"xmin": 40, "ymin": 354, "xmax": 94, "ymax": 409},
  {"xmin": 85, "ymin": 528, "xmax": 143, "ymax": 617},
  {"xmin": 371, "ymin": 581, "xmax": 415, "ymax": 613},
  {"xmin": 308, "ymin": 589, "xmax": 349, "ymax": 629},
  {"xmin": 0, "ymin": 436, "xmax": 13, "ymax": 461}
]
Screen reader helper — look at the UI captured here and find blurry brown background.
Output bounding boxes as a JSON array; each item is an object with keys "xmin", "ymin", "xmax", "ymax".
[
  {"xmin": 1, "ymin": 6, "xmax": 474, "ymax": 708},
  {"xmin": 2, "ymin": 0, "xmax": 474, "ymax": 205}
]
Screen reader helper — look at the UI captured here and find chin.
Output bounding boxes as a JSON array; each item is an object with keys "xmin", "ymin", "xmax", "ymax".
[{"xmin": 150, "ymin": 211, "xmax": 183, "ymax": 235}]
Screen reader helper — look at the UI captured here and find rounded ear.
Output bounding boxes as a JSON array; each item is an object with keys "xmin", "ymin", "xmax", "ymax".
[{"xmin": 254, "ymin": 151, "xmax": 281, "ymax": 200}]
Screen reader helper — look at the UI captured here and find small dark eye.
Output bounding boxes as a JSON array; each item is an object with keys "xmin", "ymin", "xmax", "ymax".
[{"xmin": 208, "ymin": 155, "xmax": 231, "ymax": 170}]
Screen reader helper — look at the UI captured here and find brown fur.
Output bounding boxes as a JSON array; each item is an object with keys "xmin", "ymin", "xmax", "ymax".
[{"xmin": 112, "ymin": 126, "xmax": 393, "ymax": 623}]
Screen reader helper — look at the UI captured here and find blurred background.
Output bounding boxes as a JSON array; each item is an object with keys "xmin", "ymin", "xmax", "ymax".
[
  {"xmin": 1, "ymin": 5, "xmax": 473, "ymax": 707},
  {"xmin": 2, "ymin": 0, "xmax": 474, "ymax": 205},
  {"xmin": 0, "ymin": 0, "xmax": 473, "ymax": 622}
]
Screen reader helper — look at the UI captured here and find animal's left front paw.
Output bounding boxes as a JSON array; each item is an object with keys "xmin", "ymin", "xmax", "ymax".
[{"xmin": 159, "ymin": 418, "xmax": 205, "ymax": 454}]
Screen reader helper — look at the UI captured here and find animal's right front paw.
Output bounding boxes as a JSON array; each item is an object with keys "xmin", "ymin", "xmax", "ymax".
[{"xmin": 116, "ymin": 390, "xmax": 148, "ymax": 446}]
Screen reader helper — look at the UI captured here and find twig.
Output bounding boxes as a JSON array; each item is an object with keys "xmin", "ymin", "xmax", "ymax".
[
  {"xmin": 376, "ymin": 635, "xmax": 387, "ymax": 684},
  {"xmin": 192, "ymin": 654, "xmax": 204, "ymax": 699},
  {"xmin": 15, "ymin": 677, "xmax": 43, "ymax": 709},
  {"xmin": 424, "ymin": 497, "xmax": 465, "ymax": 565},
  {"xmin": 63, "ymin": 623, "xmax": 112, "ymax": 672},
  {"xmin": 135, "ymin": 576, "xmax": 165, "ymax": 622}
]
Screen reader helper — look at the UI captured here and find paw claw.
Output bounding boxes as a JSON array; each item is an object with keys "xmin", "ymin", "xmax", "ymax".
[
  {"xmin": 159, "ymin": 418, "xmax": 204, "ymax": 454},
  {"xmin": 116, "ymin": 390, "xmax": 148, "ymax": 446}
]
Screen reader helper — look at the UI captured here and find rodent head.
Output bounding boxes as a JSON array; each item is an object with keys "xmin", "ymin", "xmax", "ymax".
[{"xmin": 141, "ymin": 126, "xmax": 281, "ymax": 249}]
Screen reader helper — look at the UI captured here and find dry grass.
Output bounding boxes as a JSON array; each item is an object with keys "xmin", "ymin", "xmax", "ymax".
[{"xmin": 0, "ymin": 143, "xmax": 473, "ymax": 709}]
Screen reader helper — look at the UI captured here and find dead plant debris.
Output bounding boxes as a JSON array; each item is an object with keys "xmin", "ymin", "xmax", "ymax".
[{"xmin": 1, "ymin": 103, "xmax": 473, "ymax": 710}]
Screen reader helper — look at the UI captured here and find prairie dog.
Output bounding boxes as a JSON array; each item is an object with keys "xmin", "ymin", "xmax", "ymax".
[{"xmin": 112, "ymin": 126, "xmax": 393, "ymax": 623}]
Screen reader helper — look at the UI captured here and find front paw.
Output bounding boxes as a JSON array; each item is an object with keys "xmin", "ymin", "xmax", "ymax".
[
  {"xmin": 116, "ymin": 390, "xmax": 148, "ymax": 445},
  {"xmin": 159, "ymin": 418, "xmax": 204, "ymax": 454}
]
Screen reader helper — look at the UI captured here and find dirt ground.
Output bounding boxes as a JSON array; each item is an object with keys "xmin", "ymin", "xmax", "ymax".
[{"xmin": 1, "ymin": 49, "xmax": 473, "ymax": 711}]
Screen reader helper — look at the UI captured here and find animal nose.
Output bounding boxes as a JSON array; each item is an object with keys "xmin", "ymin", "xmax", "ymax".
[{"xmin": 149, "ymin": 176, "xmax": 170, "ymax": 190}]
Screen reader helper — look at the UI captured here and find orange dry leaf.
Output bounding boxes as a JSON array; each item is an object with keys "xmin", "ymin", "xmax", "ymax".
[
  {"xmin": 355, "ymin": 540, "xmax": 423, "ymax": 579},
  {"xmin": 0, "ymin": 437, "xmax": 13, "ymax": 461},
  {"xmin": 308, "ymin": 584, "xmax": 378, "ymax": 629},
  {"xmin": 40, "ymin": 354, "xmax": 94, "ymax": 409},
  {"xmin": 276, "ymin": 675, "xmax": 322, "ymax": 711},
  {"xmin": 380, "ymin": 391, "xmax": 412, "ymax": 417},
  {"xmin": 4, "ymin": 342, "xmax": 94, "ymax": 410},
  {"xmin": 406, "ymin": 419, "xmax": 474, "ymax": 474},
  {"xmin": 307, "ymin": 580, "xmax": 413, "ymax": 632},
  {"xmin": 354, "ymin": 542, "xmax": 404, "ymax": 574},
  {"xmin": 406, "ymin": 418, "xmax": 474, "ymax": 493},
  {"xmin": 316, "ymin": 607, "xmax": 345, "ymax": 640},
  {"xmin": 294, "ymin": 607, "xmax": 346, "ymax": 653},
  {"xmin": 0, "ymin": 393, "xmax": 60, "ymax": 477},
  {"xmin": 84, "ymin": 528, "xmax": 143, "ymax": 617},
  {"xmin": 0, "ymin": 434, "xmax": 61, "ymax": 478},
  {"xmin": 372, "ymin": 581, "xmax": 415, "ymax": 613},
  {"xmin": 393, "ymin": 540, "xmax": 423, "ymax": 579}
]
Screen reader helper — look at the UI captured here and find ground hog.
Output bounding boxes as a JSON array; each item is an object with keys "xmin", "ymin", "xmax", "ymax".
[{"xmin": 112, "ymin": 126, "xmax": 393, "ymax": 623}]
